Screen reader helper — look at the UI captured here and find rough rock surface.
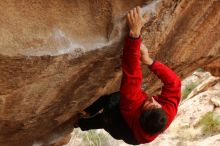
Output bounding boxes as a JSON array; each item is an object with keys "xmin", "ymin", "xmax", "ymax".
[
  {"xmin": 0, "ymin": 0, "xmax": 219, "ymax": 145},
  {"xmin": 204, "ymin": 58, "xmax": 220, "ymax": 77}
]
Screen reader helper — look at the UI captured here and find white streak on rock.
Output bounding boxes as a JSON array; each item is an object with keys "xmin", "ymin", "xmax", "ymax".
[
  {"xmin": 141, "ymin": 0, "xmax": 160, "ymax": 16},
  {"xmin": 24, "ymin": 0, "xmax": 161, "ymax": 57}
]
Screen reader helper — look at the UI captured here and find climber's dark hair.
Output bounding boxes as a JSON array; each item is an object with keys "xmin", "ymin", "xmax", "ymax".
[{"xmin": 139, "ymin": 108, "xmax": 167, "ymax": 134}]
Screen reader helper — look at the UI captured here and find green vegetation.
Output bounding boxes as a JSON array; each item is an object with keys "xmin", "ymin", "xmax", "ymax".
[
  {"xmin": 196, "ymin": 112, "xmax": 220, "ymax": 135},
  {"xmin": 182, "ymin": 82, "xmax": 198, "ymax": 100},
  {"xmin": 196, "ymin": 68, "xmax": 205, "ymax": 72},
  {"xmin": 82, "ymin": 130, "xmax": 105, "ymax": 146},
  {"xmin": 72, "ymin": 128, "xmax": 122, "ymax": 146}
]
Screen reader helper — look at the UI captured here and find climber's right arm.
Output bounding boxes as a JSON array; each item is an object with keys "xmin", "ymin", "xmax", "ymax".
[
  {"xmin": 148, "ymin": 61, "xmax": 181, "ymax": 110},
  {"xmin": 140, "ymin": 44, "xmax": 181, "ymax": 109}
]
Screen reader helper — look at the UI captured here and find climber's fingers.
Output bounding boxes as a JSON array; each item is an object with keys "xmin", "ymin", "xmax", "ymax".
[
  {"xmin": 127, "ymin": 9, "xmax": 135, "ymax": 26},
  {"xmin": 130, "ymin": 9, "xmax": 134, "ymax": 21},
  {"xmin": 127, "ymin": 12, "xmax": 132, "ymax": 26},
  {"xmin": 126, "ymin": 12, "xmax": 130, "ymax": 22},
  {"xmin": 136, "ymin": 6, "xmax": 142, "ymax": 18},
  {"xmin": 134, "ymin": 7, "xmax": 139, "ymax": 19}
]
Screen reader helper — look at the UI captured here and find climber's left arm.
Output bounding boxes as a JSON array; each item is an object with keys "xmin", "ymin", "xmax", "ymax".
[
  {"xmin": 120, "ymin": 7, "xmax": 146, "ymax": 123},
  {"xmin": 120, "ymin": 36, "xmax": 143, "ymax": 106}
]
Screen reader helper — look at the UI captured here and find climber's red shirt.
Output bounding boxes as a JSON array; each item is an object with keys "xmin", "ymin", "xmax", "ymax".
[{"xmin": 120, "ymin": 36, "xmax": 181, "ymax": 143}]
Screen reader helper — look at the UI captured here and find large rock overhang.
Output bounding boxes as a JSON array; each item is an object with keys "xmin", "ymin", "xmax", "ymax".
[{"xmin": 0, "ymin": 0, "xmax": 219, "ymax": 145}]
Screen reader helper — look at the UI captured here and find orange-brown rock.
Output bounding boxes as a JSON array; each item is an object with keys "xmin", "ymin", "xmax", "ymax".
[
  {"xmin": 0, "ymin": 0, "xmax": 219, "ymax": 145},
  {"xmin": 204, "ymin": 58, "xmax": 220, "ymax": 77}
]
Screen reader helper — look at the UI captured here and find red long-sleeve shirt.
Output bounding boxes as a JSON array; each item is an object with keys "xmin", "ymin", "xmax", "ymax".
[{"xmin": 120, "ymin": 36, "xmax": 181, "ymax": 143}]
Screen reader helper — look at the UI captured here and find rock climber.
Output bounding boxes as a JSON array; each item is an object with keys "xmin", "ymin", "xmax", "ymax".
[{"xmin": 76, "ymin": 6, "xmax": 181, "ymax": 145}]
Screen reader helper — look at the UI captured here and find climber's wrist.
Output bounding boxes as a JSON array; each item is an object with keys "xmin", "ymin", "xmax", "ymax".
[{"xmin": 129, "ymin": 30, "xmax": 141, "ymax": 38}]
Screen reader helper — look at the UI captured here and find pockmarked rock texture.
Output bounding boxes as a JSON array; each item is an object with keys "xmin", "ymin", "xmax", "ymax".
[{"xmin": 0, "ymin": 0, "xmax": 219, "ymax": 145}]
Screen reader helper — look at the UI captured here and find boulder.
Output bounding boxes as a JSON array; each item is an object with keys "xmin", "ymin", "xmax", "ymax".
[{"xmin": 0, "ymin": 0, "xmax": 219, "ymax": 145}]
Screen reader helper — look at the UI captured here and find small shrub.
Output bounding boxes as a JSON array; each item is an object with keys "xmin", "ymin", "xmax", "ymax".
[
  {"xmin": 196, "ymin": 112, "xmax": 220, "ymax": 135},
  {"xmin": 82, "ymin": 130, "xmax": 102, "ymax": 146},
  {"xmin": 196, "ymin": 68, "xmax": 205, "ymax": 72},
  {"xmin": 182, "ymin": 82, "xmax": 198, "ymax": 100},
  {"xmin": 81, "ymin": 130, "xmax": 117, "ymax": 146}
]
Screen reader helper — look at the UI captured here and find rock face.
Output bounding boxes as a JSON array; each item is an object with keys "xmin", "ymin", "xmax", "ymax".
[
  {"xmin": 0, "ymin": 0, "xmax": 219, "ymax": 145},
  {"xmin": 204, "ymin": 58, "xmax": 220, "ymax": 77}
]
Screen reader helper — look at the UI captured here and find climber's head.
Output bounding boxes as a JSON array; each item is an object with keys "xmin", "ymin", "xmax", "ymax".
[{"xmin": 139, "ymin": 97, "xmax": 167, "ymax": 134}]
